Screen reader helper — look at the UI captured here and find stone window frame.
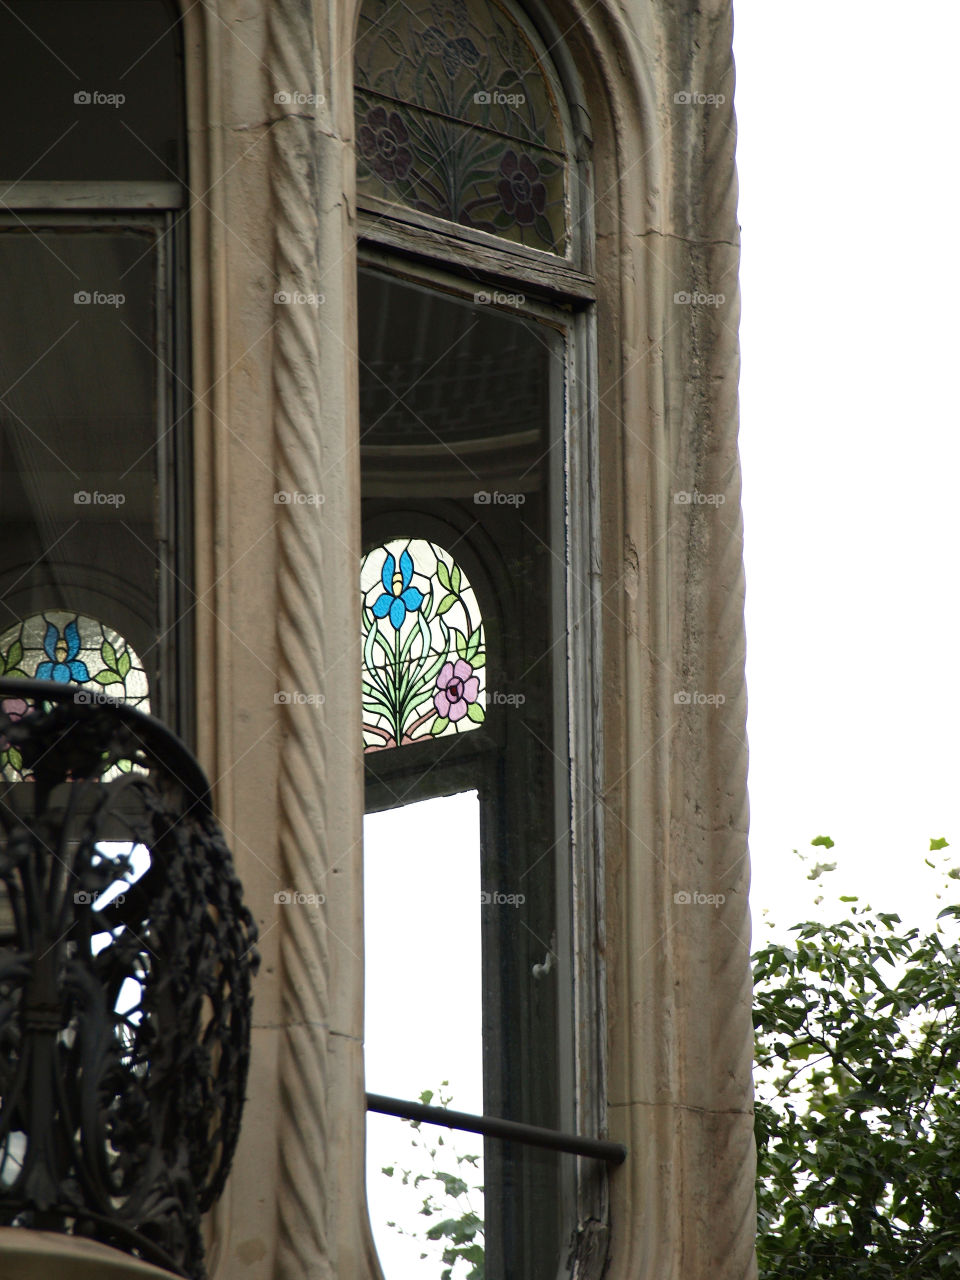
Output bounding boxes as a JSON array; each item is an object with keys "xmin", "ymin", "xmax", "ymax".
[
  {"xmin": 188, "ymin": 0, "xmax": 758, "ymax": 1273},
  {"xmin": 354, "ymin": 242, "xmax": 608, "ymax": 1273},
  {"xmin": 350, "ymin": 0, "xmax": 611, "ymax": 1258}
]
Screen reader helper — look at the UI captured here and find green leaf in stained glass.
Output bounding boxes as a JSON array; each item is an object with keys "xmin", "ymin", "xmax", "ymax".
[
  {"xmin": 361, "ymin": 539, "xmax": 486, "ymax": 752},
  {"xmin": 2, "ymin": 639, "xmax": 23, "ymax": 674},
  {"xmin": 354, "ymin": 0, "xmax": 571, "ymax": 255}
]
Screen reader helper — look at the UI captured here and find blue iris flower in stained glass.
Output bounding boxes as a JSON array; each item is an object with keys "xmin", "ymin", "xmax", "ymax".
[
  {"xmin": 35, "ymin": 620, "xmax": 90, "ymax": 682},
  {"xmin": 372, "ymin": 549, "xmax": 424, "ymax": 629}
]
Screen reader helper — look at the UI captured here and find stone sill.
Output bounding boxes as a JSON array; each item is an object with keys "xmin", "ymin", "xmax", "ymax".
[{"xmin": 0, "ymin": 1229, "xmax": 177, "ymax": 1279}]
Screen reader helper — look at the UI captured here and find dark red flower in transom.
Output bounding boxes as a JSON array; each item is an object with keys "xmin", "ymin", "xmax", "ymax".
[
  {"xmin": 358, "ymin": 106, "xmax": 414, "ymax": 185},
  {"xmin": 497, "ymin": 150, "xmax": 546, "ymax": 227}
]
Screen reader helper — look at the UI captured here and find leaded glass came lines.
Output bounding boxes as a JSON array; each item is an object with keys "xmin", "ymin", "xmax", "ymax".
[
  {"xmin": 0, "ymin": 612, "xmax": 150, "ymax": 781},
  {"xmin": 355, "ymin": 0, "xmax": 569, "ymax": 254},
  {"xmin": 361, "ymin": 539, "xmax": 486, "ymax": 750}
]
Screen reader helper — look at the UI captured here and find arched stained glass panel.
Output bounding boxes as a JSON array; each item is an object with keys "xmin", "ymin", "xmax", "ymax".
[
  {"xmin": 361, "ymin": 539, "xmax": 485, "ymax": 751},
  {"xmin": 0, "ymin": 612, "xmax": 150, "ymax": 782},
  {"xmin": 355, "ymin": 0, "xmax": 570, "ymax": 255}
]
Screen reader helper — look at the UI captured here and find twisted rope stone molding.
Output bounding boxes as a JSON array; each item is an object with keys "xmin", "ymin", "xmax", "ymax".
[
  {"xmin": 611, "ymin": 1, "xmax": 754, "ymax": 1276},
  {"xmin": 268, "ymin": 0, "xmax": 331, "ymax": 1276},
  {"xmin": 677, "ymin": 4, "xmax": 756, "ymax": 1275}
]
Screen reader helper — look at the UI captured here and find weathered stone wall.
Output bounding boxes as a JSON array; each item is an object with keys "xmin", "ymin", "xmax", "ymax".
[{"xmin": 176, "ymin": 1, "xmax": 755, "ymax": 1278}]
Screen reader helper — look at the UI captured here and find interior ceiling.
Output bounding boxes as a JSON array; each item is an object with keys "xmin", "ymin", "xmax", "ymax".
[{"xmin": 359, "ymin": 271, "xmax": 553, "ymax": 493}]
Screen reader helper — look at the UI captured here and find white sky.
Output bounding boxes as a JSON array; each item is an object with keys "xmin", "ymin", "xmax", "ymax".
[
  {"xmin": 363, "ymin": 3, "xmax": 960, "ymax": 1271},
  {"xmin": 364, "ymin": 795, "xmax": 484, "ymax": 1278},
  {"xmin": 735, "ymin": 0, "xmax": 960, "ymax": 940}
]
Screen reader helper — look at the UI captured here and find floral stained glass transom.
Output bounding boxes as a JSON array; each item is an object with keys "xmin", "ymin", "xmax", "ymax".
[
  {"xmin": 362, "ymin": 539, "xmax": 485, "ymax": 751},
  {"xmin": 0, "ymin": 612, "xmax": 150, "ymax": 781},
  {"xmin": 355, "ymin": 0, "xmax": 569, "ymax": 255}
]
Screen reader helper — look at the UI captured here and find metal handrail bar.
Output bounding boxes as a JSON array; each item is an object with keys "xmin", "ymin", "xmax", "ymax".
[{"xmin": 366, "ymin": 1092, "xmax": 627, "ymax": 1165}]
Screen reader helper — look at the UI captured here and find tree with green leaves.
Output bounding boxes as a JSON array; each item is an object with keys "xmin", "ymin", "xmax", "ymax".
[
  {"xmin": 754, "ymin": 836, "xmax": 960, "ymax": 1278},
  {"xmin": 381, "ymin": 1084, "xmax": 484, "ymax": 1280}
]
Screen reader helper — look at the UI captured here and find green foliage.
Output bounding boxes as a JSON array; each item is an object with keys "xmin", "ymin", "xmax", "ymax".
[
  {"xmin": 754, "ymin": 838, "xmax": 960, "ymax": 1278},
  {"xmin": 381, "ymin": 1083, "xmax": 484, "ymax": 1280}
]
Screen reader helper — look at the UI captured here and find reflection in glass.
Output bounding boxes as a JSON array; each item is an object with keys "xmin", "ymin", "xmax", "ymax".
[{"xmin": 0, "ymin": 229, "xmax": 160, "ymax": 664}]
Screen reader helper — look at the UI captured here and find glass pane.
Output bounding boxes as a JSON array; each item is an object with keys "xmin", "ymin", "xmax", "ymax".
[
  {"xmin": 355, "ymin": 0, "xmax": 569, "ymax": 254},
  {"xmin": 361, "ymin": 268, "xmax": 575, "ymax": 1278},
  {"xmin": 0, "ymin": 1, "xmax": 184, "ymax": 183},
  {"xmin": 359, "ymin": 270, "xmax": 552, "ymax": 494},
  {"xmin": 365, "ymin": 792, "xmax": 484, "ymax": 1275},
  {"xmin": 362, "ymin": 539, "xmax": 486, "ymax": 751},
  {"xmin": 0, "ymin": 228, "xmax": 161, "ymax": 684},
  {"xmin": 0, "ymin": 611, "xmax": 150, "ymax": 782}
]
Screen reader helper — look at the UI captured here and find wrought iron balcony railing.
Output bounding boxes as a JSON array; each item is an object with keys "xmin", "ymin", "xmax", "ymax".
[{"xmin": 0, "ymin": 678, "xmax": 259, "ymax": 1279}]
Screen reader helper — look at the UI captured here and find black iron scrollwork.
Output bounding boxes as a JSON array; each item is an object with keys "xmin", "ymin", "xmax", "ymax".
[{"xmin": 0, "ymin": 679, "xmax": 259, "ymax": 1279}]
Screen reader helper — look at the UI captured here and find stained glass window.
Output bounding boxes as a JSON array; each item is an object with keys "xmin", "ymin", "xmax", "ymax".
[
  {"xmin": 361, "ymin": 539, "xmax": 485, "ymax": 751},
  {"xmin": 0, "ymin": 612, "xmax": 150, "ymax": 781},
  {"xmin": 355, "ymin": 0, "xmax": 570, "ymax": 255}
]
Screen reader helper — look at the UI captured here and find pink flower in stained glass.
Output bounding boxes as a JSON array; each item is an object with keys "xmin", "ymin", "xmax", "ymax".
[
  {"xmin": 497, "ymin": 150, "xmax": 546, "ymax": 227},
  {"xmin": 434, "ymin": 659, "xmax": 480, "ymax": 723},
  {"xmin": 0, "ymin": 697, "xmax": 28, "ymax": 751}
]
